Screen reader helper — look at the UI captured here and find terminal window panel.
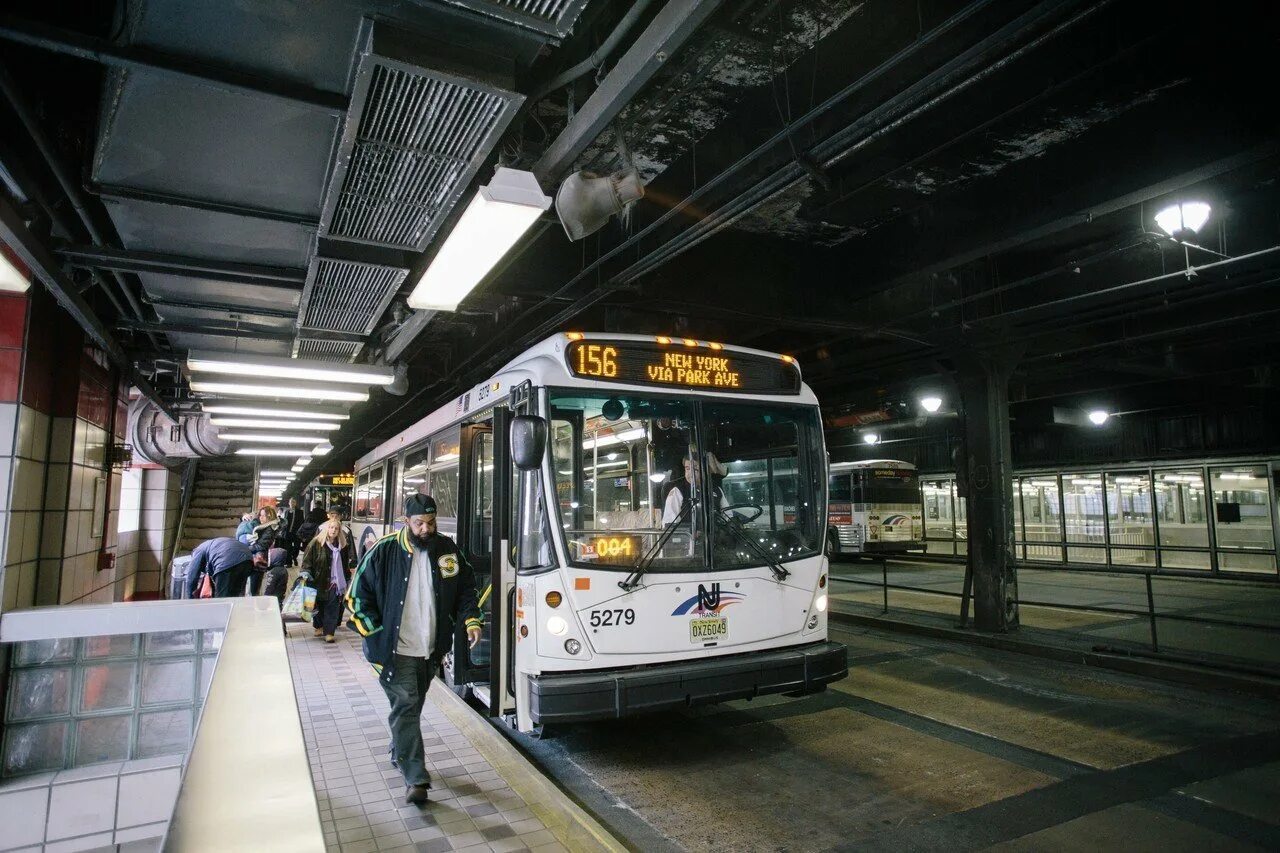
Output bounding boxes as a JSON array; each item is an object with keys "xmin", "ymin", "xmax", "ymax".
[
  {"xmin": 1154, "ymin": 470, "xmax": 1211, "ymax": 570},
  {"xmin": 1210, "ymin": 465, "xmax": 1275, "ymax": 573},
  {"xmin": 1063, "ymin": 473, "xmax": 1105, "ymax": 564},
  {"xmin": 1106, "ymin": 472, "xmax": 1155, "ymax": 567},
  {"xmin": 1020, "ymin": 476, "xmax": 1062, "ymax": 561}
]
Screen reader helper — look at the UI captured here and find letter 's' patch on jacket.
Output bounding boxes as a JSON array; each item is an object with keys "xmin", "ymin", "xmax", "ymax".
[{"xmin": 438, "ymin": 554, "xmax": 459, "ymax": 578}]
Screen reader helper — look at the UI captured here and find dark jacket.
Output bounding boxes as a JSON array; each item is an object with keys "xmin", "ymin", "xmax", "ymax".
[
  {"xmin": 250, "ymin": 519, "xmax": 279, "ymax": 556},
  {"xmin": 345, "ymin": 527, "xmax": 482, "ymax": 683},
  {"xmin": 187, "ymin": 537, "xmax": 252, "ymax": 597},
  {"xmin": 300, "ymin": 536, "xmax": 356, "ymax": 599},
  {"xmin": 280, "ymin": 506, "xmax": 304, "ymax": 536}
]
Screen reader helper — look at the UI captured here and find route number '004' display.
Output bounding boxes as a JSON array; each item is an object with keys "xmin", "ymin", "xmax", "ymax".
[{"xmin": 566, "ymin": 340, "xmax": 801, "ymax": 395}]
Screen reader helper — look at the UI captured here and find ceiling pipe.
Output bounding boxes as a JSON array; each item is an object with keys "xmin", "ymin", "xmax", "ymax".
[
  {"xmin": 0, "ymin": 62, "xmax": 162, "ymax": 349},
  {"xmin": 526, "ymin": 0, "xmax": 659, "ymax": 107}
]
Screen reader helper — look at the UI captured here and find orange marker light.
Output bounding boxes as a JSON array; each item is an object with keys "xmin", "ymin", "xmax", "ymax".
[
  {"xmin": 656, "ymin": 335, "xmax": 671, "ymax": 345},
  {"xmin": 546, "ymin": 591, "xmax": 563, "ymax": 608},
  {"xmin": 708, "ymin": 342, "xmax": 724, "ymax": 350},
  {"xmin": 566, "ymin": 331, "xmax": 584, "ymax": 341},
  {"xmin": 780, "ymin": 354, "xmax": 795, "ymax": 363},
  {"xmin": 574, "ymin": 577, "xmax": 591, "ymax": 590},
  {"xmin": 682, "ymin": 338, "xmax": 698, "ymax": 346}
]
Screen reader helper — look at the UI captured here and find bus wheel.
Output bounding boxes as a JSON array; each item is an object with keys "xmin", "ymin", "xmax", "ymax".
[{"xmin": 825, "ymin": 531, "xmax": 838, "ymax": 560}]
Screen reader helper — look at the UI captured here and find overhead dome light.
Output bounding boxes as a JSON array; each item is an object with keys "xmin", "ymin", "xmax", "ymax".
[
  {"xmin": 1087, "ymin": 410, "xmax": 1110, "ymax": 426},
  {"xmin": 920, "ymin": 395, "xmax": 943, "ymax": 413},
  {"xmin": 407, "ymin": 167, "xmax": 551, "ymax": 311},
  {"xmin": 0, "ymin": 243, "xmax": 31, "ymax": 293},
  {"xmin": 190, "ymin": 379, "xmax": 368, "ymax": 402},
  {"xmin": 863, "ymin": 433, "xmax": 880, "ymax": 445},
  {"xmin": 187, "ymin": 351, "xmax": 394, "ymax": 385},
  {"xmin": 1154, "ymin": 201, "xmax": 1211, "ymax": 237}
]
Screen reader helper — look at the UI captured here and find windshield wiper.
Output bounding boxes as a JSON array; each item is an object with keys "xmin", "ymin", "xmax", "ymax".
[
  {"xmin": 619, "ymin": 498, "xmax": 692, "ymax": 591},
  {"xmin": 716, "ymin": 509, "xmax": 790, "ymax": 581}
]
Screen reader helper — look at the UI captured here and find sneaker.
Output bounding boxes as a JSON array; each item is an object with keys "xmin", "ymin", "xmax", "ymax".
[
  {"xmin": 313, "ymin": 628, "xmax": 324, "ymax": 637},
  {"xmin": 405, "ymin": 784, "xmax": 429, "ymax": 805},
  {"xmin": 324, "ymin": 635, "xmax": 335, "ymax": 643}
]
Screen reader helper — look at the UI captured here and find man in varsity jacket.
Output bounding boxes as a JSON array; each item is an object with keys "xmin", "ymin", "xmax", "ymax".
[{"xmin": 345, "ymin": 493, "xmax": 483, "ymax": 805}]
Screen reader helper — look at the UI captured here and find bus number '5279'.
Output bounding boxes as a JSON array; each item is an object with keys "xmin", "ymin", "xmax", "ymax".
[{"xmin": 589, "ymin": 609, "xmax": 636, "ymax": 627}]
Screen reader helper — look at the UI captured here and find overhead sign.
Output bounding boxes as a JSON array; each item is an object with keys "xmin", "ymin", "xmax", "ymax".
[
  {"xmin": 320, "ymin": 474, "xmax": 354, "ymax": 487},
  {"xmin": 566, "ymin": 341, "xmax": 800, "ymax": 395}
]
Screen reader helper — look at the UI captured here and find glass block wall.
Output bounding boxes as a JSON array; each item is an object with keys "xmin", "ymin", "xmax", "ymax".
[{"xmin": 2, "ymin": 629, "xmax": 221, "ymax": 777}]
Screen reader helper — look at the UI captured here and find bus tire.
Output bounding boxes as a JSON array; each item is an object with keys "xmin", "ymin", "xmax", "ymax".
[{"xmin": 825, "ymin": 530, "xmax": 839, "ymax": 560}]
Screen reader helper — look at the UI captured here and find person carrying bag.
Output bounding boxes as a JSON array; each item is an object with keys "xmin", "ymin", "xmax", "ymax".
[{"xmin": 300, "ymin": 517, "xmax": 357, "ymax": 642}]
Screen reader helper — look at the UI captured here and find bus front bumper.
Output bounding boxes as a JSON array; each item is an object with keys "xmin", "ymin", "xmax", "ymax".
[{"xmin": 527, "ymin": 641, "xmax": 848, "ymax": 724}]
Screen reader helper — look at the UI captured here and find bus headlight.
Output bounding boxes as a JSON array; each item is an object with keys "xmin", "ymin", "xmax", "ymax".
[
  {"xmin": 815, "ymin": 594, "xmax": 828, "ymax": 613},
  {"xmin": 564, "ymin": 639, "xmax": 582, "ymax": 655},
  {"xmin": 547, "ymin": 616, "xmax": 568, "ymax": 636}
]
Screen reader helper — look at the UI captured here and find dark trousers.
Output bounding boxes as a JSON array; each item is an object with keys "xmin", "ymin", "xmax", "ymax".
[
  {"xmin": 246, "ymin": 569, "xmax": 265, "ymax": 596},
  {"xmin": 312, "ymin": 591, "xmax": 344, "ymax": 636},
  {"xmin": 381, "ymin": 655, "xmax": 434, "ymax": 787},
  {"xmin": 262, "ymin": 567, "xmax": 289, "ymax": 607},
  {"xmin": 212, "ymin": 561, "xmax": 253, "ymax": 598}
]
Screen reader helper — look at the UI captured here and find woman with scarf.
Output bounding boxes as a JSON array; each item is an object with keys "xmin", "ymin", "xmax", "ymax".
[{"xmin": 300, "ymin": 518, "xmax": 357, "ymax": 643}]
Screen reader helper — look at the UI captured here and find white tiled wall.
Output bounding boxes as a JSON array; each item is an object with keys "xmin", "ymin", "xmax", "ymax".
[
  {"xmin": 2, "ymin": 405, "xmax": 48, "ymax": 613},
  {"xmin": 0, "ymin": 755, "xmax": 180, "ymax": 852}
]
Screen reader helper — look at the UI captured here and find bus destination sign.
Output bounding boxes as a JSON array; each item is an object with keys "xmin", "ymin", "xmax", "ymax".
[{"xmin": 566, "ymin": 340, "xmax": 800, "ymax": 394}]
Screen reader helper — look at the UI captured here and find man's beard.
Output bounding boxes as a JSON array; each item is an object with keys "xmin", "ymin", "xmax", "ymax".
[{"xmin": 409, "ymin": 529, "xmax": 433, "ymax": 548}]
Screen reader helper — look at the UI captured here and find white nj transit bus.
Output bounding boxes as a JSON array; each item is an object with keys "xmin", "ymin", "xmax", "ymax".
[
  {"xmin": 351, "ymin": 332, "xmax": 848, "ymax": 733},
  {"xmin": 826, "ymin": 460, "xmax": 924, "ymax": 557}
]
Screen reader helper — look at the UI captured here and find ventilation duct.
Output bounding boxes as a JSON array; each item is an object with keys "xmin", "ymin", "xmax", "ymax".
[
  {"xmin": 446, "ymin": 0, "xmax": 590, "ymax": 39},
  {"xmin": 128, "ymin": 398, "xmax": 229, "ymax": 466},
  {"xmin": 319, "ymin": 24, "xmax": 525, "ymax": 253}
]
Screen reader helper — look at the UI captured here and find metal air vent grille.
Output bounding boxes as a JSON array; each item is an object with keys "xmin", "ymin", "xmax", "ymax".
[
  {"xmin": 296, "ymin": 339, "xmax": 363, "ymax": 362},
  {"xmin": 325, "ymin": 65, "xmax": 514, "ymax": 251},
  {"xmin": 301, "ymin": 258, "xmax": 407, "ymax": 335},
  {"xmin": 449, "ymin": 0, "xmax": 589, "ymax": 38}
]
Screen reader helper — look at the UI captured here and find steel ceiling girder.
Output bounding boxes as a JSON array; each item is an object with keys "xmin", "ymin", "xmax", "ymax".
[{"xmin": 0, "ymin": 194, "xmax": 177, "ymax": 423}]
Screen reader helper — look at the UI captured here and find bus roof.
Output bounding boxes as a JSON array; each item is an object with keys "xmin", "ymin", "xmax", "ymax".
[
  {"xmin": 356, "ymin": 332, "xmax": 818, "ymax": 470},
  {"xmin": 829, "ymin": 459, "xmax": 918, "ymax": 472}
]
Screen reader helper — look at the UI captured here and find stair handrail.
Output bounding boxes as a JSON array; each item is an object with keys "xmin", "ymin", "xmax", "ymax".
[{"xmin": 165, "ymin": 458, "xmax": 200, "ymax": 597}]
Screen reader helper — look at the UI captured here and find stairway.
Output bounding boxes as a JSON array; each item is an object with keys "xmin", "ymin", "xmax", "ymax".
[{"xmin": 180, "ymin": 457, "xmax": 257, "ymax": 552}]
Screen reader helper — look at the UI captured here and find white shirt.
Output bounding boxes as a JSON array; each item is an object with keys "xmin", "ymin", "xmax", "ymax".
[{"xmin": 396, "ymin": 546, "xmax": 436, "ymax": 658}]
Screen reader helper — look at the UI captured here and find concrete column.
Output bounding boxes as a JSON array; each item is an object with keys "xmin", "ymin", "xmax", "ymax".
[{"xmin": 955, "ymin": 345, "xmax": 1021, "ymax": 633}]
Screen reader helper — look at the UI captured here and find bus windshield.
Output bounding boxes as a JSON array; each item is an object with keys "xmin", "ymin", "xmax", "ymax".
[{"xmin": 548, "ymin": 390, "xmax": 824, "ymax": 572}]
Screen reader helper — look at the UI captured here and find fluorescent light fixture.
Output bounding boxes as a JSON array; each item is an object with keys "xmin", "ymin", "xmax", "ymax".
[
  {"xmin": 210, "ymin": 417, "xmax": 341, "ymax": 431},
  {"xmin": 919, "ymin": 395, "xmax": 943, "ymax": 413},
  {"xmin": 295, "ymin": 457, "xmax": 312, "ymax": 466},
  {"xmin": 219, "ymin": 432, "xmax": 332, "ymax": 444},
  {"xmin": 312, "ymin": 443, "xmax": 333, "ymax": 457},
  {"xmin": 187, "ymin": 350, "xmax": 394, "ymax": 385},
  {"xmin": 258, "ymin": 469, "xmax": 293, "ymax": 477},
  {"xmin": 191, "ymin": 379, "xmax": 368, "ymax": 402},
  {"xmin": 434, "ymin": 452, "xmax": 459, "ymax": 463},
  {"xmin": 201, "ymin": 402, "xmax": 350, "ymax": 420},
  {"xmin": 583, "ymin": 428, "xmax": 645, "ymax": 450},
  {"xmin": 1087, "ymin": 410, "xmax": 1109, "ymax": 426},
  {"xmin": 1154, "ymin": 201, "xmax": 1211, "ymax": 236},
  {"xmin": 649, "ymin": 473, "xmax": 667, "ymax": 483},
  {"xmin": 407, "ymin": 168, "xmax": 551, "ymax": 311},
  {"xmin": 235, "ymin": 448, "xmax": 319, "ymax": 457},
  {"xmin": 862, "ymin": 433, "xmax": 880, "ymax": 445},
  {"xmin": 0, "ymin": 244, "xmax": 31, "ymax": 293}
]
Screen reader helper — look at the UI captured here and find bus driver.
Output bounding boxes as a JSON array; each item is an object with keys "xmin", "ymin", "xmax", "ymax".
[{"xmin": 662, "ymin": 451, "xmax": 728, "ymax": 524}]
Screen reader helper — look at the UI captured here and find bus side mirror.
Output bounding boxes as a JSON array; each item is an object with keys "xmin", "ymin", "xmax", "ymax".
[{"xmin": 510, "ymin": 415, "xmax": 548, "ymax": 471}]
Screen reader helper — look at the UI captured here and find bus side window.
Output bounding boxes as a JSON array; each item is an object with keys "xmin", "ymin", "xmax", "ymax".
[{"xmin": 355, "ymin": 470, "xmax": 369, "ymax": 518}]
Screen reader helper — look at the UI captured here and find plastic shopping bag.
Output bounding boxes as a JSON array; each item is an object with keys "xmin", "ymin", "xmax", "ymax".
[{"xmin": 281, "ymin": 581, "xmax": 317, "ymax": 621}]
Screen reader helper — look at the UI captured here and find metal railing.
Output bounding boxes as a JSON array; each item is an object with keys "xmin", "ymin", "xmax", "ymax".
[{"xmin": 832, "ymin": 557, "xmax": 1280, "ymax": 670}]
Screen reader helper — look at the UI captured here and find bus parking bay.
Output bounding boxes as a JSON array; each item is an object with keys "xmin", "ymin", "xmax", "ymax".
[{"xmin": 498, "ymin": 619, "xmax": 1280, "ymax": 853}]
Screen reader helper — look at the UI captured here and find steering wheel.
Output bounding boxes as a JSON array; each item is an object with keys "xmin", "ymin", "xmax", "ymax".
[{"xmin": 720, "ymin": 503, "xmax": 764, "ymax": 523}]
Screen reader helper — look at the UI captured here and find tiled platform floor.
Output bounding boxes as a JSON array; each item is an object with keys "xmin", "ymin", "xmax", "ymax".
[{"xmin": 286, "ymin": 623, "xmax": 576, "ymax": 853}]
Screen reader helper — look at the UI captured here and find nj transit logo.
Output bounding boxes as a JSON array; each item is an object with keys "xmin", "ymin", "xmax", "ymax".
[
  {"xmin": 672, "ymin": 583, "xmax": 746, "ymax": 616},
  {"xmin": 881, "ymin": 514, "xmax": 911, "ymax": 526}
]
